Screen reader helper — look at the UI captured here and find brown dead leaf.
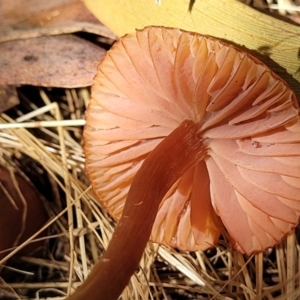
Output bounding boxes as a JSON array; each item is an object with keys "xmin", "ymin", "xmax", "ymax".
[
  {"xmin": 0, "ymin": 86, "xmax": 19, "ymax": 113},
  {"xmin": 0, "ymin": 0, "xmax": 116, "ymax": 43},
  {"xmin": 0, "ymin": 35, "xmax": 106, "ymax": 88}
]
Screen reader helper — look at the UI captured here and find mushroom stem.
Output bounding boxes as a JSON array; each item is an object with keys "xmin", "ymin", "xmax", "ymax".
[{"xmin": 68, "ymin": 120, "xmax": 205, "ymax": 300}]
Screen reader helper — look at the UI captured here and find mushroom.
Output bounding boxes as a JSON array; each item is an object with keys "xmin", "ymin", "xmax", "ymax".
[
  {"xmin": 0, "ymin": 166, "xmax": 47, "ymax": 261},
  {"xmin": 69, "ymin": 26, "xmax": 300, "ymax": 300}
]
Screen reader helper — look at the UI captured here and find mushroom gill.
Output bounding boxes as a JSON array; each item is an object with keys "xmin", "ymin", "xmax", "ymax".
[{"xmin": 71, "ymin": 26, "xmax": 300, "ymax": 299}]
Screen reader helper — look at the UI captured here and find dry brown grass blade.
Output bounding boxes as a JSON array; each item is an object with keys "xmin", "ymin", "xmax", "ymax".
[{"xmin": 0, "ymin": 89, "xmax": 158, "ymax": 300}]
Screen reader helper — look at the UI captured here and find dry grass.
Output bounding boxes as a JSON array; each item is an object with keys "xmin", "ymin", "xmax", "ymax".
[
  {"xmin": 0, "ymin": 84, "xmax": 298, "ymax": 300},
  {"xmin": 240, "ymin": 0, "xmax": 300, "ymax": 23}
]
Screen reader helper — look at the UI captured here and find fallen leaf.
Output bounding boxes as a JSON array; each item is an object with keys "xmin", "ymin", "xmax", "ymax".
[
  {"xmin": 83, "ymin": 0, "xmax": 300, "ymax": 95},
  {"xmin": 0, "ymin": 0, "xmax": 116, "ymax": 43},
  {"xmin": 0, "ymin": 35, "xmax": 106, "ymax": 88}
]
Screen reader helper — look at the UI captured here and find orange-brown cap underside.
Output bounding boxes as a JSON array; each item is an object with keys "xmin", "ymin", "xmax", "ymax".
[{"xmin": 84, "ymin": 26, "xmax": 300, "ymax": 254}]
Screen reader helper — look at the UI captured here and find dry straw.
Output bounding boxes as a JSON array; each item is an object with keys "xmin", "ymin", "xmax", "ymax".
[{"xmin": 0, "ymin": 86, "xmax": 298, "ymax": 299}]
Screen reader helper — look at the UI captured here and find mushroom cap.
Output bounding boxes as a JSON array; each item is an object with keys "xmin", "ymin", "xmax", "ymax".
[
  {"xmin": 84, "ymin": 26, "xmax": 300, "ymax": 254},
  {"xmin": 0, "ymin": 166, "xmax": 48, "ymax": 259}
]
